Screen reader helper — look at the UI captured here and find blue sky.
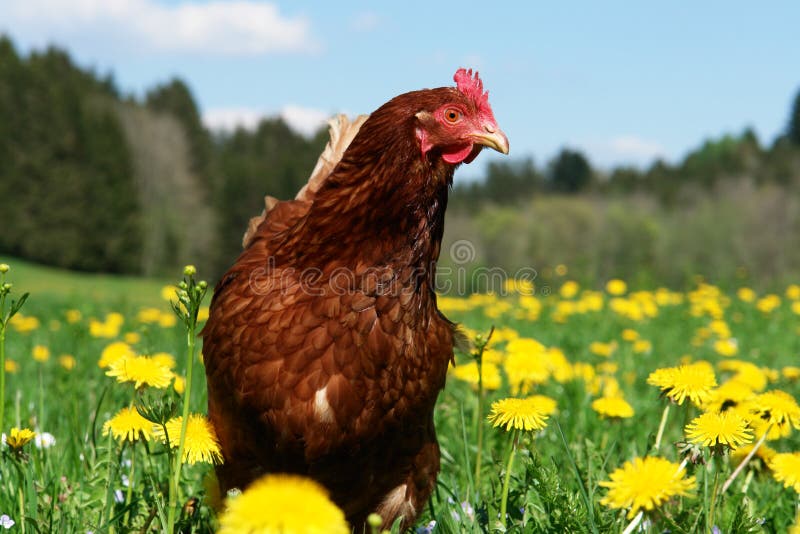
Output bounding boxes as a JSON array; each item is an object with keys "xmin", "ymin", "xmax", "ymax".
[{"xmin": 2, "ymin": 1, "xmax": 799, "ymax": 178}]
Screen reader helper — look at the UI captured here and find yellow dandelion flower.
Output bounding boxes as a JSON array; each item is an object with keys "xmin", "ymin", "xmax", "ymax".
[
  {"xmin": 98, "ymin": 341, "xmax": 136, "ymax": 369},
  {"xmin": 737, "ymin": 287, "xmax": 756, "ymax": 303},
  {"xmin": 136, "ymin": 307, "xmax": 163, "ymax": 324},
  {"xmin": 713, "ymin": 338, "xmax": 738, "ymax": 357},
  {"xmin": 451, "ymin": 361, "xmax": 502, "ymax": 391},
  {"xmin": 124, "ymin": 332, "xmax": 141, "ymax": 344},
  {"xmin": 647, "ymin": 362, "xmax": 717, "ymax": 406},
  {"xmin": 791, "ymin": 512, "xmax": 800, "ymax": 534},
  {"xmin": 217, "ymin": 473, "xmax": 349, "ymax": 534},
  {"xmin": 756, "ymin": 294, "xmax": 781, "ymax": 313},
  {"xmin": 589, "ymin": 341, "xmax": 617, "ymax": 358},
  {"xmin": 632, "ymin": 339, "xmax": 652, "ymax": 354},
  {"xmin": 487, "ymin": 396, "xmax": 552, "ymax": 432},
  {"xmin": 103, "ymin": 407, "xmax": 153, "ymax": 443},
  {"xmin": 173, "ymin": 376, "xmax": 186, "ymax": 395},
  {"xmin": 592, "ymin": 397, "xmax": 634, "ymax": 419},
  {"xmin": 718, "ymin": 360, "xmax": 768, "ymax": 391},
  {"xmin": 787, "ymin": 284, "xmax": 800, "ymax": 300},
  {"xmin": 702, "ymin": 380, "xmax": 756, "ymax": 416},
  {"xmin": 731, "ymin": 441, "xmax": 776, "ymax": 467},
  {"xmin": 504, "ymin": 351, "xmax": 550, "ymax": 394},
  {"xmin": 554, "ymin": 264, "xmax": 568, "ymax": 276},
  {"xmin": 161, "ymin": 284, "xmax": 178, "ymax": 302},
  {"xmin": 769, "ymin": 452, "xmax": 800, "ymax": 493},
  {"xmin": 5, "ymin": 427, "xmax": 36, "ymax": 450},
  {"xmin": 32, "ymin": 345, "xmax": 50, "ymax": 363},
  {"xmin": 106, "ymin": 355, "xmax": 174, "ymax": 389},
  {"xmin": 154, "ymin": 414, "xmax": 223, "ymax": 465},
  {"xmin": 198, "ymin": 306, "xmax": 210, "ymax": 323},
  {"xmin": 605, "ymin": 279, "xmax": 627, "ymax": 296},
  {"xmin": 749, "ymin": 390, "xmax": 800, "ymax": 439},
  {"xmin": 4, "ymin": 359, "xmax": 19, "ymax": 373},
  {"xmin": 599, "ymin": 457, "xmax": 696, "ymax": 519},
  {"xmin": 58, "ymin": 354, "xmax": 76, "ymax": 371},
  {"xmin": 559, "ymin": 280, "xmax": 580, "ymax": 299},
  {"xmin": 783, "ymin": 366, "xmax": 800, "ymax": 381},
  {"xmin": 65, "ymin": 309, "xmax": 82, "ymax": 323},
  {"xmin": 621, "ymin": 329, "xmax": 639, "ymax": 342},
  {"xmin": 158, "ymin": 312, "xmax": 177, "ymax": 328},
  {"xmin": 685, "ymin": 411, "xmax": 753, "ymax": 449},
  {"xmin": 151, "ymin": 352, "xmax": 176, "ymax": 369}
]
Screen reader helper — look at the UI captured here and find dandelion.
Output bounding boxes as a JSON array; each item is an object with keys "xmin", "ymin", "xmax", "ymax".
[
  {"xmin": 783, "ymin": 366, "xmax": 800, "ymax": 381},
  {"xmin": 737, "ymin": 287, "xmax": 756, "ymax": 302},
  {"xmin": 32, "ymin": 344, "xmax": 50, "ymax": 362},
  {"xmin": 647, "ymin": 362, "xmax": 717, "ymax": 406},
  {"xmin": 606, "ymin": 279, "xmax": 627, "ymax": 296},
  {"xmin": 487, "ymin": 396, "xmax": 552, "ymax": 432},
  {"xmin": 5, "ymin": 427, "xmax": 35, "ymax": 450},
  {"xmin": 749, "ymin": 390, "xmax": 800, "ymax": 440},
  {"xmin": 768, "ymin": 452, "xmax": 800, "ymax": 493},
  {"xmin": 106, "ymin": 355, "xmax": 174, "ymax": 389},
  {"xmin": 217, "ymin": 474, "xmax": 349, "ymax": 534},
  {"xmin": 103, "ymin": 407, "xmax": 154, "ymax": 443},
  {"xmin": 4, "ymin": 360, "xmax": 18, "ymax": 373},
  {"xmin": 559, "ymin": 280, "xmax": 580, "ymax": 299},
  {"xmin": 684, "ymin": 411, "xmax": 753, "ymax": 450},
  {"xmin": 504, "ymin": 351, "xmax": 549, "ymax": 394},
  {"xmin": 154, "ymin": 414, "xmax": 222, "ymax": 465},
  {"xmin": 65, "ymin": 309, "xmax": 82, "ymax": 323},
  {"xmin": 173, "ymin": 376, "xmax": 186, "ymax": 395},
  {"xmin": 58, "ymin": 354, "xmax": 76, "ymax": 371},
  {"xmin": 589, "ymin": 341, "xmax": 617, "ymax": 358},
  {"xmin": 600, "ymin": 457, "xmax": 695, "ymax": 519},
  {"xmin": 451, "ymin": 361, "xmax": 502, "ymax": 390},
  {"xmin": 621, "ymin": 328, "xmax": 639, "ymax": 342},
  {"xmin": 702, "ymin": 380, "xmax": 755, "ymax": 416},
  {"xmin": 98, "ymin": 341, "xmax": 136, "ymax": 369},
  {"xmin": 632, "ymin": 339, "xmax": 652, "ymax": 354},
  {"xmin": 592, "ymin": 397, "xmax": 634, "ymax": 419},
  {"xmin": 713, "ymin": 338, "xmax": 738, "ymax": 357},
  {"xmin": 123, "ymin": 332, "xmax": 141, "ymax": 344}
]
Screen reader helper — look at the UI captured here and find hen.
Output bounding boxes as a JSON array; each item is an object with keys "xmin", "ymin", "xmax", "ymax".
[{"xmin": 202, "ymin": 68, "xmax": 508, "ymax": 530}]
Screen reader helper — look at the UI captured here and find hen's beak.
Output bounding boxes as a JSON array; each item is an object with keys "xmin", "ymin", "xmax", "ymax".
[{"xmin": 471, "ymin": 126, "xmax": 509, "ymax": 155}]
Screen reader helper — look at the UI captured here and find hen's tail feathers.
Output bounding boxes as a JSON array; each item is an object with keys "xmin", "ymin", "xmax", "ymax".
[{"xmin": 241, "ymin": 113, "xmax": 369, "ymax": 248}]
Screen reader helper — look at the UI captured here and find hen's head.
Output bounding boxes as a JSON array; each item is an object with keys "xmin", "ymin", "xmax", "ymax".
[{"xmin": 414, "ymin": 68, "xmax": 509, "ymax": 165}]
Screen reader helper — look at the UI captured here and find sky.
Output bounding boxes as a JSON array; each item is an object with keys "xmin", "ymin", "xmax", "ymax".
[{"xmin": 2, "ymin": 1, "xmax": 799, "ymax": 179}]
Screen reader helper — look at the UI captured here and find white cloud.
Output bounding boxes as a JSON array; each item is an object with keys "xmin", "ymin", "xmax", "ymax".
[
  {"xmin": 203, "ymin": 105, "xmax": 331, "ymax": 137},
  {"xmin": 350, "ymin": 11, "xmax": 381, "ymax": 32},
  {"xmin": 2, "ymin": 0, "xmax": 318, "ymax": 56},
  {"xmin": 581, "ymin": 135, "xmax": 668, "ymax": 168}
]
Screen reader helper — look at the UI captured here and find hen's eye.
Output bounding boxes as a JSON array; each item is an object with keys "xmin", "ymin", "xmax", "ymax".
[{"xmin": 444, "ymin": 108, "xmax": 461, "ymax": 124}]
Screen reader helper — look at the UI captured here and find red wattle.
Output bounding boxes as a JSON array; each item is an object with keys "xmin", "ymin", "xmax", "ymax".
[{"xmin": 441, "ymin": 144, "xmax": 475, "ymax": 164}]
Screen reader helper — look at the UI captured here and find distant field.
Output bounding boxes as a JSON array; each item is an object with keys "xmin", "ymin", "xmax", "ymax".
[{"xmin": 0, "ymin": 258, "xmax": 799, "ymax": 532}]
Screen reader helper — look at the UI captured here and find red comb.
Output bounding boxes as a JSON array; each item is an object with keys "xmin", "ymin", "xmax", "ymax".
[{"xmin": 454, "ymin": 68, "xmax": 490, "ymax": 112}]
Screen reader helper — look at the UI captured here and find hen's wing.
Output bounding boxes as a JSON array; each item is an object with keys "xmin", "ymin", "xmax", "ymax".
[{"xmin": 241, "ymin": 114, "xmax": 369, "ymax": 248}]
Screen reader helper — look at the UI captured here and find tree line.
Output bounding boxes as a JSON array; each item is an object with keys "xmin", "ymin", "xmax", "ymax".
[{"xmin": 1, "ymin": 35, "xmax": 799, "ymax": 279}]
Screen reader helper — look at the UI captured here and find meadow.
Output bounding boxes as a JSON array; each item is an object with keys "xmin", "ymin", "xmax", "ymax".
[{"xmin": 1, "ymin": 258, "xmax": 799, "ymax": 533}]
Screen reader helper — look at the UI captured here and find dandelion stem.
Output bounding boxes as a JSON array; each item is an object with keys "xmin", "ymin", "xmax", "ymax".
[
  {"xmin": 0, "ymin": 322, "xmax": 6, "ymax": 434},
  {"xmin": 167, "ymin": 326, "xmax": 196, "ymax": 531},
  {"xmin": 18, "ymin": 485, "xmax": 25, "ymax": 534},
  {"xmin": 721, "ymin": 426, "xmax": 770, "ymax": 494},
  {"xmin": 473, "ymin": 327, "xmax": 493, "ymax": 497},
  {"xmin": 124, "ymin": 445, "xmax": 136, "ymax": 527},
  {"xmin": 499, "ymin": 429, "xmax": 518, "ymax": 529},
  {"xmin": 654, "ymin": 403, "xmax": 671, "ymax": 452},
  {"xmin": 707, "ymin": 467, "xmax": 719, "ymax": 532},
  {"xmin": 621, "ymin": 510, "xmax": 643, "ymax": 534}
]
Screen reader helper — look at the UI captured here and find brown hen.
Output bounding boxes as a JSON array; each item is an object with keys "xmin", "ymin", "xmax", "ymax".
[{"xmin": 202, "ymin": 68, "xmax": 508, "ymax": 531}]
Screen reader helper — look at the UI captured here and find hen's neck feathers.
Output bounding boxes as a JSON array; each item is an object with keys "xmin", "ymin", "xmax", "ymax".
[{"xmin": 288, "ymin": 90, "xmax": 457, "ymax": 271}]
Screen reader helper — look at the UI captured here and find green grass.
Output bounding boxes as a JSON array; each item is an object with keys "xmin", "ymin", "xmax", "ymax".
[{"xmin": 0, "ymin": 258, "xmax": 799, "ymax": 533}]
